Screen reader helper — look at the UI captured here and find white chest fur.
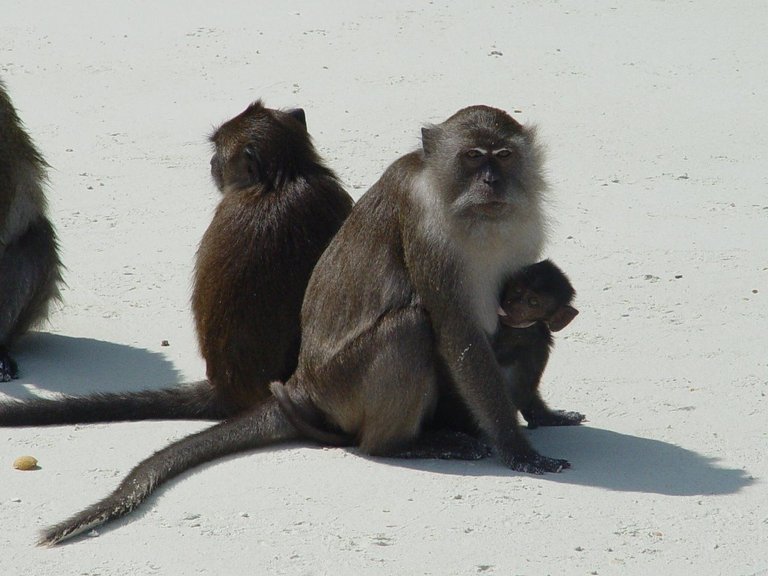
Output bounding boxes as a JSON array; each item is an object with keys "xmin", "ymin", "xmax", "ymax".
[
  {"xmin": 457, "ymin": 211, "xmax": 547, "ymax": 334},
  {"xmin": 410, "ymin": 171, "xmax": 548, "ymax": 334}
]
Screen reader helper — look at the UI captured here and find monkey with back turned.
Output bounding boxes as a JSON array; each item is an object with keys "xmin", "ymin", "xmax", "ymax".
[
  {"xmin": 0, "ymin": 78, "xmax": 63, "ymax": 382},
  {"xmin": 10, "ymin": 104, "xmax": 578, "ymax": 546},
  {"xmin": 0, "ymin": 100, "xmax": 353, "ymax": 423},
  {"xmin": 193, "ymin": 102, "xmax": 354, "ymax": 414}
]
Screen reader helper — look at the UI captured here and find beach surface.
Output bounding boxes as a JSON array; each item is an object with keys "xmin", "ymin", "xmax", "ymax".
[{"xmin": 1, "ymin": 2, "xmax": 766, "ymax": 574}]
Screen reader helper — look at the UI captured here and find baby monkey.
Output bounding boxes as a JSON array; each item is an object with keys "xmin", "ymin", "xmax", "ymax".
[{"xmin": 495, "ymin": 259, "xmax": 583, "ymax": 429}]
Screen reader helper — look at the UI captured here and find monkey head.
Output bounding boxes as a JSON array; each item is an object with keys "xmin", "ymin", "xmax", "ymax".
[
  {"xmin": 498, "ymin": 260, "xmax": 578, "ymax": 332},
  {"xmin": 420, "ymin": 105, "xmax": 547, "ymax": 220},
  {"xmin": 209, "ymin": 101, "xmax": 311, "ymax": 193}
]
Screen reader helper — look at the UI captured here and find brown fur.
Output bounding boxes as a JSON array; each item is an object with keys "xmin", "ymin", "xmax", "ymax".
[{"xmin": 193, "ymin": 102, "xmax": 354, "ymax": 413}]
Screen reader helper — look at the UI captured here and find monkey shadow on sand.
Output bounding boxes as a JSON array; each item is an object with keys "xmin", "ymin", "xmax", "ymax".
[
  {"xmin": 0, "ymin": 331, "xmax": 182, "ymax": 400},
  {"xmin": 382, "ymin": 425, "xmax": 754, "ymax": 497}
]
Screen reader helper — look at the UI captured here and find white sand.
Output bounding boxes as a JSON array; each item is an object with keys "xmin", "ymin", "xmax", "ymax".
[{"xmin": 2, "ymin": 2, "xmax": 766, "ymax": 574}]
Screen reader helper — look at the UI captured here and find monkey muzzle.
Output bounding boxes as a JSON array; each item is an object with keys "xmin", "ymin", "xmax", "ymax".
[{"xmin": 497, "ymin": 306, "xmax": 535, "ymax": 329}]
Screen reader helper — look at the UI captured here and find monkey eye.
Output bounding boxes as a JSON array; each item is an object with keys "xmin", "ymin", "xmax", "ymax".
[
  {"xmin": 466, "ymin": 149, "xmax": 484, "ymax": 159},
  {"xmin": 527, "ymin": 297, "xmax": 540, "ymax": 307},
  {"xmin": 495, "ymin": 149, "xmax": 513, "ymax": 159}
]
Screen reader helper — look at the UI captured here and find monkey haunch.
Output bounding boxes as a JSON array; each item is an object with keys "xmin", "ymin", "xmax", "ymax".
[
  {"xmin": 19, "ymin": 105, "xmax": 568, "ymax": 546},
  {"xmin": 495, "ymin": 259, "xmax": 585, "ymax": 429},
  {"xmin": 0, "ymin": 78, "xmax": 63, "ymax": 382},
  {"xmin": 0, "ymin": 101, "xmax": 352, "ymax": 423}
]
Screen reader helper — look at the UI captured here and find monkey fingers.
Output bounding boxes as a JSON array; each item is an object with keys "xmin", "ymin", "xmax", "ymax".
[{"xmin": 522, "ymin": 409, "xmax": 586, "ymax": 429}]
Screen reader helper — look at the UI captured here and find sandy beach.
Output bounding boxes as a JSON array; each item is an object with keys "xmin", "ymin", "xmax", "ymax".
[{"xmin": 1, "ymin": 2, "xmax": 766, "ymax": 574}]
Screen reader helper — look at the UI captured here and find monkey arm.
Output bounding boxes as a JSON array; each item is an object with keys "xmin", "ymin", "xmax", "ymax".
[
  {"xmin": 433, "ymin": 309, "xmax": 567, "ymax": 473},
  {"xmin": 402, "ymin": 231, "xmax": 563, "ymax": 473}
]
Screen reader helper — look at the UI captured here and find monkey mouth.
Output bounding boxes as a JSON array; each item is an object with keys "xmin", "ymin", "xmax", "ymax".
[
  {"xmin": 499, "ymin": 317, "xmax": 536, "ymax": 329},
  {"xmin": 497, "ymin": 307, "xmax": 535, "ymax": 328}
]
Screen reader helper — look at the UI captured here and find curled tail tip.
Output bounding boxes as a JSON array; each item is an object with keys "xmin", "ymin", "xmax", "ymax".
[
  {"xmin": 37, "ymin": 529, "xmax": 66, "ymax": 547},
  {"xmin": 37, "ymin": 517, "xmax": 100, "ymax": 547}
]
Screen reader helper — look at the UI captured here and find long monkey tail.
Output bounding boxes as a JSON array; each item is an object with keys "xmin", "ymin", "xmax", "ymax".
[
  {"xmin": 0, "ymin": 380, "xmax": 231, "ymax": 426},
  {"xmin": 38, "ymin": 397, "xmax": 298, "ymax": 546}
]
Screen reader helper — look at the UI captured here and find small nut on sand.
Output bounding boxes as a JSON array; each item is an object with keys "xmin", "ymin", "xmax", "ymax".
[{"xmin": 13, "ymin": 456, "xmax": 38, "ymax": 471}]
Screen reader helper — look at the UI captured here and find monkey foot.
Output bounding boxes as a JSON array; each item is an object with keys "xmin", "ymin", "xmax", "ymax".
[
  {"xmin": 502, "ymin": 452, "xmax": 570, "ymax": 475},
  {"xmin": 390, "ymin": 430, "xmax": 493, "ymax": 461},
  {"xmin": 523, "ymin": 409, "xmax": 586, "ymax": 429},
  {"xmin": 0, "ymin": 350, "xmax": 19, "ymax": 382}
]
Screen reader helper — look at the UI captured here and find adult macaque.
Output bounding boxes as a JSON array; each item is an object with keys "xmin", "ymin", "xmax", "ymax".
[
  {"xmin": 0, "ymin": 101, "xmax": 352, "ymax": 423},
  {"xmin": 495, "ymin": 259, "xmax": 584, "ymax": 428},
  {"xmin": 0, "ymin": 78, "xmax": 63, "ymax": 382},
  {"xmin": 14, "ymin": 105, "xmax": 570, "ymax": 546}
]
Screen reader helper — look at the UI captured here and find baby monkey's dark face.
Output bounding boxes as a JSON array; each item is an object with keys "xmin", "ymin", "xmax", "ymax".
[
  {"xmin": 498, "ymin": 274, "xmax": 578, "ymax": 332},
  {"xmin": 498, "ymin": 279, "xmax": 555, "ymax": 329}
]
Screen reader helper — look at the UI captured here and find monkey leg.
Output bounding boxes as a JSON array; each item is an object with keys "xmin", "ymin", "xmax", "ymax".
[
  {"xmin": 339, "ymin": 306, "xmax": 491, "ymax": 461},
  {"xmin": 353, "ymin": 308, "xmax": 438, "ymax": 455},
  {"xmin": 0, "ymin": 219, "xmax": 61, "ymax": 345},
  {"xmin": 517, "ymin": 382, "xmax": 586, "ymax": 428},
  {"xmin": 506, "ymin": 342, "xmax": 585, "ymax": 429}
]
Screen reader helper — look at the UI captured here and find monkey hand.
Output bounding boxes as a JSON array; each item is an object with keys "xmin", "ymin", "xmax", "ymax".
[{"xmin": 500, "ymin": 449, "xmax": 570, "ymax": 474}]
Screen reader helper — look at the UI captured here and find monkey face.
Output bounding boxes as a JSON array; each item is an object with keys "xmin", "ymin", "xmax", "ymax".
[
  {"xmin": 498, "ymin": 281, "xmax": 549, "ymax": 328},
  {"xmin": 498, "ymin": 272, "xmax": 579, "ymax": 332},
  {"xmin": 421, "ymin": 106, "xmax": 536, "ymax": 220},
  {"xmin": 458, "ymin": 144, "xmax": 526, "ymax": 216}
]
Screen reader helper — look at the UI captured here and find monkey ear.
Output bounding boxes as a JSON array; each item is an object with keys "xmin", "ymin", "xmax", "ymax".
[
  {"xmin": 548, "ymin": 305, "xmax": 578, "ymax": 332},
  {"xmin": 288, "ymin": 108, "xmax": 307, "ymax": 129},
  {"xmin": 421, "ymin": 127, "xmax": 438, "ymax": 157},
  {"xmin": 244, "ymin": 143, "xmax": 264, "ymax": 182}
]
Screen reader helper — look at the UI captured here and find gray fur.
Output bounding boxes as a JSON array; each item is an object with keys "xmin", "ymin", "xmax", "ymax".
[{"xmin": 0, "ymin": 78, "xmax": 63, "ymax": 381}]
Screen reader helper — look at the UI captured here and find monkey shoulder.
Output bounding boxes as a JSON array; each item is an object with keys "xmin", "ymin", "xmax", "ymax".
[
  {"xmin": 300, "ymin": 165, "xmax": 419, "ymax": 351},
  {"xmin": 288, "ymin": 174, "xmax": 354, "ymax": 233},
  {"xmin": 315, "ymin": 191, "xmax": 410, "ymax": 301}
]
